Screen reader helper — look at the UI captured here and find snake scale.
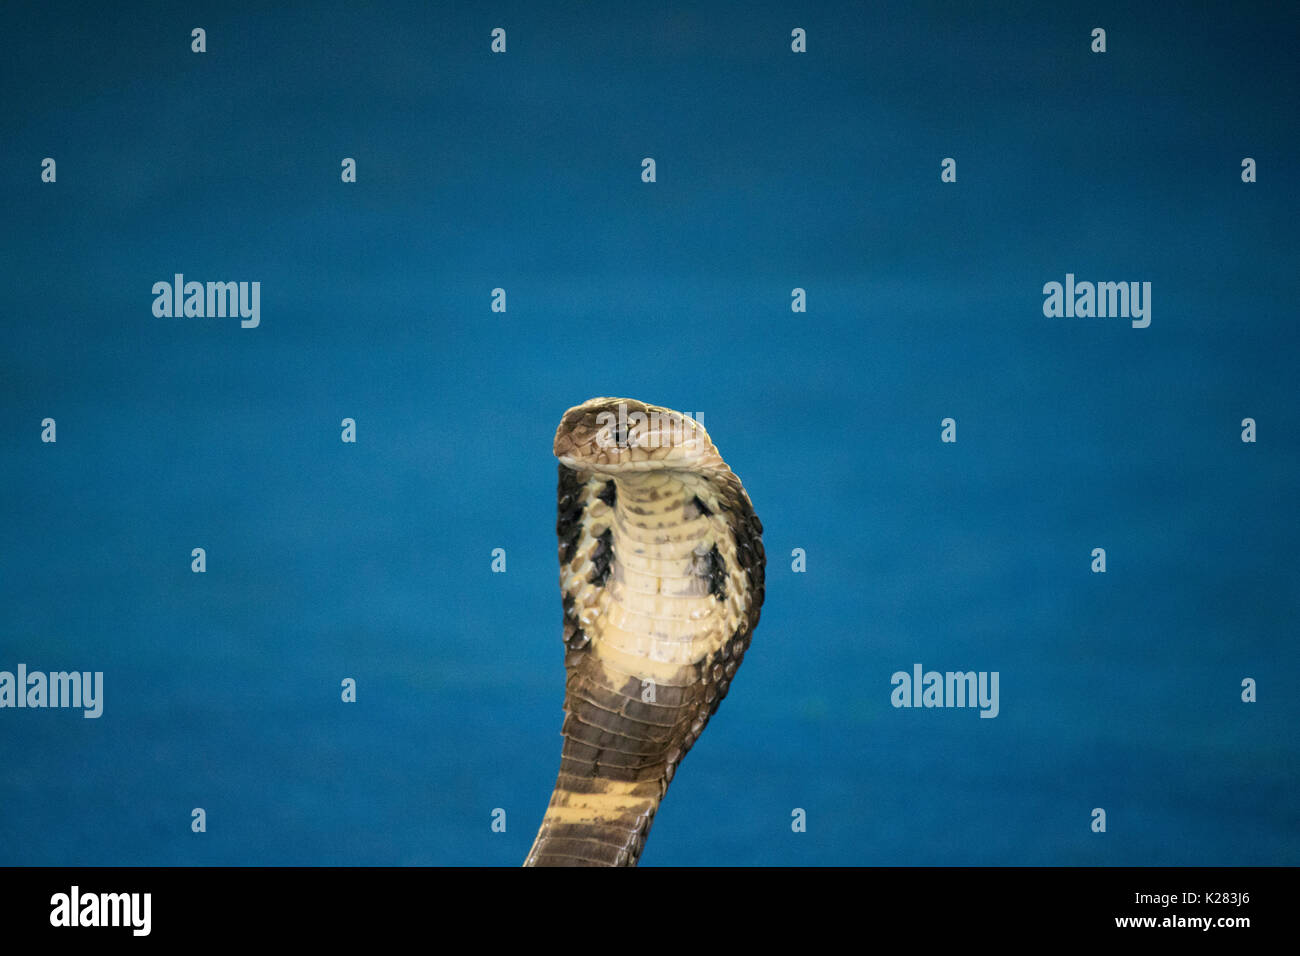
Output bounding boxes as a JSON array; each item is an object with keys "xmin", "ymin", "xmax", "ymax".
[{"xmin": 524, "ymin": 397, "xmax": 765, "ymax": 867}]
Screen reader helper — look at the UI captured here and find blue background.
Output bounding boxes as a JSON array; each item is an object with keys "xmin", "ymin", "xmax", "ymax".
[{"xmin": 1, "ymin": 1, "xmax": 1296, "ymax": 865}]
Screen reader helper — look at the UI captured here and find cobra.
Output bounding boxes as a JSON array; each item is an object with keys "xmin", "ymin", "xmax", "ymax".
[{"xmin": 524, "ymin": 397, "xmax": 765, "ymax": 866}]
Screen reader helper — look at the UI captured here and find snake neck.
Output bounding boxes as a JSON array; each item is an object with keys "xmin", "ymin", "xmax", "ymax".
[
  {"xmin": 590, "ymin": 470, "xmax": 733, "ymax": 668},
  {"xmin": 525, "ymin": 469, "xmax": 741, "ymax": 867}
]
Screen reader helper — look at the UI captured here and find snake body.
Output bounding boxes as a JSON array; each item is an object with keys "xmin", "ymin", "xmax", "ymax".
[{"xmin": 524, "ymin": 397, "xmax": 765, "ymax": 867}]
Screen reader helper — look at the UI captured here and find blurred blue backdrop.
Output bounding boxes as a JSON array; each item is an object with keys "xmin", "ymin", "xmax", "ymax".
[{"xmin": 1, "ymin": 1, "xmax": 1296, "ymax": 865}]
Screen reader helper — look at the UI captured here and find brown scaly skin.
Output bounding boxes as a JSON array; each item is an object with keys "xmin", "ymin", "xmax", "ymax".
[{"xmin": 525, "ymin": 398, "xmax": 765, "ymax": 867}]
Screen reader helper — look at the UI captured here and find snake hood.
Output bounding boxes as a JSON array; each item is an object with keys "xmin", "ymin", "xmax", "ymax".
[{"xmin": 525, "ymin": 397, "xmax": 765, "ymax": 867}]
